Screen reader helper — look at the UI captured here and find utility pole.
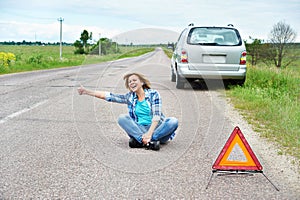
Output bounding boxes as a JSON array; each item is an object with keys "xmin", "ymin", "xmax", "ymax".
[{"xmin": 57, "ymin": 17, "xmax": 64, "ymax": 60}]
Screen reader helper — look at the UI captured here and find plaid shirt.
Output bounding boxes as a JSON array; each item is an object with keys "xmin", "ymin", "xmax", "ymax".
[{"xmin": 105, "ymin": 89, "xmax": 165, "ymax": 123}]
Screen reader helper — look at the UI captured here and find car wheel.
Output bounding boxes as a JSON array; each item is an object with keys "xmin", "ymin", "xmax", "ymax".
[
  {"xmin": 171, "ymin": 67, "xmax": 176, "ymax": 82},
  {"xmin": 175, "ymin": 71, "xmax": 185, "ymax": 89},
  {"xmin": 236, "ymin": 77, "xmax": 246, "ymax": 86}
]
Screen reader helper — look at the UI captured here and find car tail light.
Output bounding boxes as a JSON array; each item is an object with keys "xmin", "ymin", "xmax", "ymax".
[
  {"xmin": 240, "ymin": 51, "xmax": 246, "ymax": 65},
  {"xmin": 181, "ymin": 49, "xmax": 188, "ymax": 63}
]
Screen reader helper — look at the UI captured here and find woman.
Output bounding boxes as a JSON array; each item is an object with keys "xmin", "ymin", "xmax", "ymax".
[{"xmin": 77, "ymin": 72, "xmax": 178, "ymax": 151}]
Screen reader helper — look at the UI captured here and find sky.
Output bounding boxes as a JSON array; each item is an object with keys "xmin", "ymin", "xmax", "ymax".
[{"xmin": 0, "ymin": 0, "xmax": 299, "ymax": 44}]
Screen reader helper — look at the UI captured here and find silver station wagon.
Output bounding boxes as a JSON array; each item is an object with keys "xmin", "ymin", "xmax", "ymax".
[{"xmin": 171, "ymin": 24, "xmax": 247, "ymax": 89}]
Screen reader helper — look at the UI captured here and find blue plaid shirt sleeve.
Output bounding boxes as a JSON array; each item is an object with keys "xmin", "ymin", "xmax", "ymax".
[
  {"xmin": 148, "ymin": 90, "xmax": 163, "ymax": 121},
  {"xmin": 105, "ymin": 92, "xmax": 136, "ymax": 121},
  {"xmin": 105, "ymin": 92, "xmax": 130, "ymax": 104}
]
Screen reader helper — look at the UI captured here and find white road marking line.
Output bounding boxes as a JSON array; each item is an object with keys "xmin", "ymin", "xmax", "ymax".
[{"xmin": 0, "ymin": 100, "xmax": 48, "ymax": 124}]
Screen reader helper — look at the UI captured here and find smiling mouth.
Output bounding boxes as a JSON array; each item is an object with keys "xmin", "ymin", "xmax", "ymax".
[{"xmin": 130, "ymin": 84, "xmax": 137, "ymax": 90}]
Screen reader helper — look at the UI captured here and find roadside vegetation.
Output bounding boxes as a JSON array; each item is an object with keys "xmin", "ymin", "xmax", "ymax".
[
  {"xmin": 0, "ymin": 45, "xmax": 155, "ymax": 74},
  {"xmin": 227, "ymin": 64, "xmax": 299, "ymax": 162},
  {"xmin": 227, "ymin": 21, "xmax": 300, "ymax": 163}
]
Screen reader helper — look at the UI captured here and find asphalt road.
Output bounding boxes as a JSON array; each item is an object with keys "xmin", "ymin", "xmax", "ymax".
[{"xmin": 0, "ymin": 48, "xmax": 299, "ymax": 199}]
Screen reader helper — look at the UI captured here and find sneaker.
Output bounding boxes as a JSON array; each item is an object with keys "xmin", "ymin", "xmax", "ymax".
[
  {"xmin": 146, "ymin": 141, "xmax": 160, "ymax": 151},
  {"xmin": 129, "ymin": 138, "xmax": 144, "ymax": 148}
]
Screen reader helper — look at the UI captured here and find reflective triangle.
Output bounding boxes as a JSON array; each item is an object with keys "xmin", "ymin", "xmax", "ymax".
[{"xmin": 213, "ymin": 126, "xmax": 263, "ymax": 171}]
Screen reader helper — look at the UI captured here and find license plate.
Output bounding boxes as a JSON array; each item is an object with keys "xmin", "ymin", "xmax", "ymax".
[{"xmin": 203, "ymin": 55, "xmax": 226, "ymax": 63}]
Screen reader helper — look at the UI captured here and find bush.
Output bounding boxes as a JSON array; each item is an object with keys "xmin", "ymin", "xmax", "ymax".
[
  {"xmin": 245, "ymin": 66, "xmax": 299, "ymax": 102},
  {"xmin": 27, "ymin": 54, "xmax": 43, "ymax": 64},
  {"xmin": 0, "ymin": 52, "xmax": 16, "ymax": 71}
]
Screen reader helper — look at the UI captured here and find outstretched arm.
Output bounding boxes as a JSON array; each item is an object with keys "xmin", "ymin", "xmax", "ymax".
[{"xmin": 77, "ymin": 85, "xmax": 106, "ymax": 100}]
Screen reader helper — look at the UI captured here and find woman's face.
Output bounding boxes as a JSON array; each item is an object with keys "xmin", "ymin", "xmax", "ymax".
[{"xmin": 128, "ymin": 74, "xmax": 143, "ymax": 92}]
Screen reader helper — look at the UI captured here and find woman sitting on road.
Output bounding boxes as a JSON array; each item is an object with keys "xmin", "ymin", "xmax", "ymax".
[{"xmin": 77, "ymin": 72, "xmax": 178, "ymax": 151}]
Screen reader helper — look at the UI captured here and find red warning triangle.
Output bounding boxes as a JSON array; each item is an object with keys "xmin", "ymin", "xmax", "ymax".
[{"xmin": 213, "ymin": 126, "xmax": 263, "ymax": 171}]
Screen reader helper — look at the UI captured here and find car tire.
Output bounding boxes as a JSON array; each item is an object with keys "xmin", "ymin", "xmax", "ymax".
[
  {"xmin": 175, "ymin": 71, "xmax": 185, "ymax": 89},
  {"xmin": 171, "ymin": 67, "xmax": 176, "ymax": 82},
  {"xmin": 236, "ymin": 77, "xmax": 246, "ymax": 86}
]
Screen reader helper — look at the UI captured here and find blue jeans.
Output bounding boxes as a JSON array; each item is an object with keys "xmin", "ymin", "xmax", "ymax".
[{"xmin": 117, "ymin": 114, "xmax": 178, "ymax": 144}]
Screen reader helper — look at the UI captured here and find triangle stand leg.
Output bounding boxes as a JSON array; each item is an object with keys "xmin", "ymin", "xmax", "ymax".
[
  {"xmin": 261, "ymin": 171, "xmax": 280, "ymax": 191},
  {"xmin": 205, "ymin": 170, "xmax": 216, "ymax": 190}
]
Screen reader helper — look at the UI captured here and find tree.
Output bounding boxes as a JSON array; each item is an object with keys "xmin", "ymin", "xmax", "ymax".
[
  {"xmin": 74, "ymin": 40, "xmax": 84, "ymax": 54},
  {"xmin": 99, "ymin": 38, "xmax": 118, "ymax": 55},
  {"xmin": 267, "ymin": 21, "xmax": 297, "ymax": 68},
  {"xmin": 245, "ymin": 37, "xmax": 263, "ymax": 66},
  {"xmin": 80, "ymin": 30, "xmax": 92, "ymax": 52},
  {"xmin": 74, "ymin": 30, "xmax": 93, "ymax": 54},
  {"xmin": 89, "ymin": 38, "xmax": 120, "ymax": 55}
]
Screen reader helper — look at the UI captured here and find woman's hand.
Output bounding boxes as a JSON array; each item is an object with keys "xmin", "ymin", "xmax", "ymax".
[
  {"xmin": 142, "ymin": 132, "xmax": 152, "ymax": 144},
  {"xmin": 142, "ymin": 121, "xmax": 159, "ymax": 144},
  {"xmin": 77, "ymin": 85, "xmax": 86, "ymax": 95}
]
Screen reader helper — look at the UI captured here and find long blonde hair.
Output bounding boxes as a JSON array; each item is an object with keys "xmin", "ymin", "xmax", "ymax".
[{"xmin": 123, "ymin": 72, "xmax": 151, "ymax": 90}]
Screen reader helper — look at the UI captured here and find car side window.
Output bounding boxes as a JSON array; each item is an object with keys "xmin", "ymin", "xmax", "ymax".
[{"xmin": 176, "ymin": 28, "xmax": 188, "ymax": 48}]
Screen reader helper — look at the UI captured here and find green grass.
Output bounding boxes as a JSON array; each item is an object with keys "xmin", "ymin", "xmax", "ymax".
[
  {"xmin": 162, "ymin": 48, "xmax": 173, "ymax": 58},
  {"xmin": 117, "ymin": 47, "xmax": 155, "ymax": 59},
  {"xmin": 0, "ymin": 45, "xmax": 82, "ymax": 74},
  {"xmin": 0, "ymin": 45, "xmax": 155, "ymax": 74},
  {"xmin": 227, "ymin": 65, "xmax": 300, "ymax": 162}
]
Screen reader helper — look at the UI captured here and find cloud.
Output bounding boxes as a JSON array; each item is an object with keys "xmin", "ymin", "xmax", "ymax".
[
  {"xmin": 0, "ymin": 0, "xmax": 299, "ymax": 42},
  {"xmin": 112, "ymin": 28, "xmax": 179, "ymax": 44},
  {"xmin": 0, "ymin": 21, "xmax": 58, "ymax": 42},
  {"xmin": 0, "ymin": 20, "xmax": 124, "ymax": 43}
]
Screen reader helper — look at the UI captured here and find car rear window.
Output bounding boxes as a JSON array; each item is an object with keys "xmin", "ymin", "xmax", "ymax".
[{"xmin": 187, "ymin": 27, "xmax": 242, "ymax": 46}]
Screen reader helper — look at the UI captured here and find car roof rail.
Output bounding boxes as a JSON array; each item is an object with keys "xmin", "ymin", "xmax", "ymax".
[{"xmin": 227, "ymin": 24, "xmax": 234, "ymax": 27}]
